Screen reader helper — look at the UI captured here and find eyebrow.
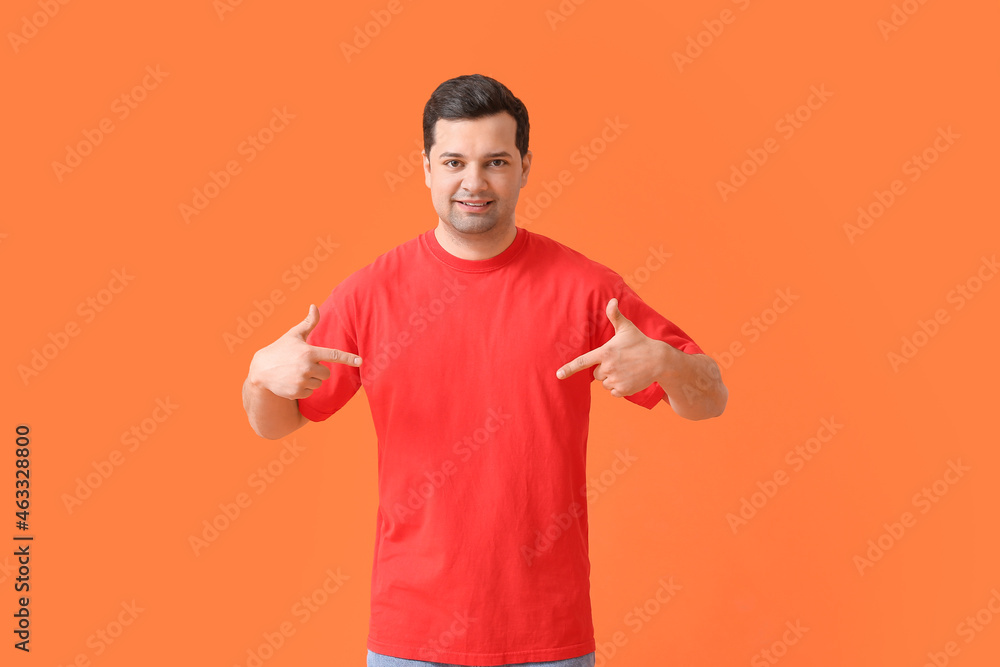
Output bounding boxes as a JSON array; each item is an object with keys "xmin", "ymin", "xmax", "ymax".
[{"xmin": 437, "ymin": 151, "xmax": 513, "ymax": 159}]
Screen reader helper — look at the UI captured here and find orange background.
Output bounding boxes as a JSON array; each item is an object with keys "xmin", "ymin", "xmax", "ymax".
[{"xmin": 4, "ymin": 0, "xmax": 999, "ymax": 665}]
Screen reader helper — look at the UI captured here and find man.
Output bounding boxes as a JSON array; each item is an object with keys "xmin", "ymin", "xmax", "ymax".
[{"xmin": 242, "ymin": 73, "xmax": 727, "ymax": 667}]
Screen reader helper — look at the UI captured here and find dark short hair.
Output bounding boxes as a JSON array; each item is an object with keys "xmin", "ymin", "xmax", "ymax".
[{"xmin": 423, "ymin": 74, "xmax": 530, "ymax": 160}]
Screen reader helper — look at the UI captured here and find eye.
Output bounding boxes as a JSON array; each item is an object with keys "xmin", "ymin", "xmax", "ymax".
[
  {"xmin": 444, "ymin": 160, "xmax": 460, "ymax": 168},
  {"xmin": 489, "ymin": 159, "xmax": 507, "ymax": 167}
]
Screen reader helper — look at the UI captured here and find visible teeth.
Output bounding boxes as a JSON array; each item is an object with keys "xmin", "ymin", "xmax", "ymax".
[{"xmin": 461, "ymin": 201, "xmax": 489, "ymax": 206}]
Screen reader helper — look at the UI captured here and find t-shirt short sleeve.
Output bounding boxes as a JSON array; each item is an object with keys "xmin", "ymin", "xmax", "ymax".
[
  {"xmin": 597, "ymin": 277, "xmax": 705, "ymax": 410},
  {"xmin": 296, "ymin": 284, "xmax": 363, "ymax": 422}
]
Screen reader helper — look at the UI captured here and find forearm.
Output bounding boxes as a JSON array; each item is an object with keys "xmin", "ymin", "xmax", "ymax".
[
  {"xmin": 242, "ymin": 375, "xmax": 306, "ymax": 439},
  {"xmin": 653, "ymin": 342, "xmax": 727, "ymax": 420}
]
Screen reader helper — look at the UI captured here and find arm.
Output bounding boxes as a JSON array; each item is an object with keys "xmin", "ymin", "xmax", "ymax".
[{"xmin": 652, "ymin": 345, "xmax": 727, "ymax": 421}]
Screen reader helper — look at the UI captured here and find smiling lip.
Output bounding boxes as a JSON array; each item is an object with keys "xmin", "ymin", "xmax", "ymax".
[{"xmin": 455, "ymin": 200, "xmax": 493, "ymax": 211}]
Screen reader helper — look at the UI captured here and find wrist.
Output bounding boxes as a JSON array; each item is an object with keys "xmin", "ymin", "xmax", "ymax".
[
  {"xmin": 654, "ymin": 339, "xmax": 678, "ymax": 382},
  {"xmin": 246, "ymin": 363, "xmax": 265, "ymax": 391}
]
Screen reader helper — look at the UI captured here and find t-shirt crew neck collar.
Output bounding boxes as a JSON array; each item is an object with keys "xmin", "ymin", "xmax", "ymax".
[{"xmin": 423, "ymin": 225, "xmax": 528, "ymax": 273}]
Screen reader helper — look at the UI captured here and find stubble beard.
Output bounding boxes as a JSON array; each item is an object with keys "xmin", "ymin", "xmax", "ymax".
[{"xmin": 445, "ymin": 206, "xmax": 501, "ymax": 235}]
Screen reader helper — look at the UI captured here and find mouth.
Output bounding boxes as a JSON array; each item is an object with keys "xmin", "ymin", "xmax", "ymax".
[{"xmin": 454, "ymin": 199, "xmax": 494, "ymax": 212}]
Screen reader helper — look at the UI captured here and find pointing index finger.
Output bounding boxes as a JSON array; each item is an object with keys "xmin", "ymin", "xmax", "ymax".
[
  {"xmin": 311, "ymin": 345, "xmax": 362, "ymax": 366},
  {"xmin": 556, "ymin": 347, "xmax": 601, "ymax": 379}
]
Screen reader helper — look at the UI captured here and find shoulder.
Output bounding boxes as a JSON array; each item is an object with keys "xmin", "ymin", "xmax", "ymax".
[
  {"xmin": 336, "ymin": 229, "xmax": 424, "ymax": 292},
  {"xmin": 524, "ymin": 228, "xmax": 624, "ymax": 285}
]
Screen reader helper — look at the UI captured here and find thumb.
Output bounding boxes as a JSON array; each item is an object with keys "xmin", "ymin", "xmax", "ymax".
[
  {"xmin": 291, "ymin": 304, "xmax": 320, "ymax": 339},
  {"xmin": 606, "ymin": 297, "xmax": 632, "ymax": 333}
]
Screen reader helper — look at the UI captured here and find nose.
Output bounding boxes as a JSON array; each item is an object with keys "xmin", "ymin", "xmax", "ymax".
[{"xmin": 461, "ymin": 164, "xmax": 488, "ymax": 192}]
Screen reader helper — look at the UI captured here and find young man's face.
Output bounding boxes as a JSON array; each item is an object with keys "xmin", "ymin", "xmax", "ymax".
[{"xmin": 423, "ymin": 112, "xmax": 531, "ymax": 236}]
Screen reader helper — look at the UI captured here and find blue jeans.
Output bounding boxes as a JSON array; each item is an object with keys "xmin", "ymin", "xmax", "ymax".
[{"xmin": 366, "ymin": 649, "xmax": 597, "ymax": 667}]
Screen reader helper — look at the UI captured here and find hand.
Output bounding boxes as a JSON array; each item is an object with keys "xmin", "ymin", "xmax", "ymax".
[
  {"xmin": 555, "ymin": 298, "xmax": 667, "ymax": 398},
  {"xmin": 248, "ymin": 304, "xmax": 362, "ymax": 400}
]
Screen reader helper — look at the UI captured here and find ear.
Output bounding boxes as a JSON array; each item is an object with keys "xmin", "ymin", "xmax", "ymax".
[
  {"xmin": 520, "ymin": 149, "xmax": 532, "ymax": 188},
  {"xmin": 422, "ymin": 150, "xmax": 432, "ymax": 188}
]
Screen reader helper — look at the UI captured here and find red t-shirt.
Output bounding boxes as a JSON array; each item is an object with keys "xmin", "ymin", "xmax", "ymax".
[{"xmin": 298, "ymin": 226, "xmax": 703, "ymax": 665}]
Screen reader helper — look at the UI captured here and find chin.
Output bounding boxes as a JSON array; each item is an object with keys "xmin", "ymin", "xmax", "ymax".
[{"xmin": 446, "ymin": 216, "xmax": 499, "ymax": 235}]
